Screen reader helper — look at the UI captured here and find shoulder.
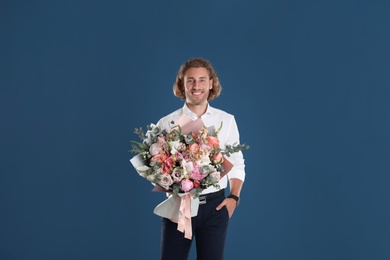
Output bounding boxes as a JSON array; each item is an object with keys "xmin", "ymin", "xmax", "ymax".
[
  {"xmin": 204, "ymin": 106, "xmax": 239, "ymax": 134},
  {"xmin": 156, "ymin": 107, "xmax": 183, "ymax": 130},
  {"xmin": 209, "ymin": 106, "xmax": 235, "ymax": 120},
  {"xmin": 158, "ymin": 107, "xmax": 183, "ymax": 122}
]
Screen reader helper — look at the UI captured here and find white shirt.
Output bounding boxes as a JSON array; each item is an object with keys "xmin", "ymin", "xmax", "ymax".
[{"xmin": 156, "ymin": 103, "xmax": 246, "ymax": 195}]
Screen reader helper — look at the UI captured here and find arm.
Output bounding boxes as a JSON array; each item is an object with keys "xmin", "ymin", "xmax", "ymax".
[
  {"xmin": 216, "ymin": 116, "xmax": 245, "ymax": 217},
  {"xmin": 229, "ymin": 178, "xmax": 243, "ymax": 198}
]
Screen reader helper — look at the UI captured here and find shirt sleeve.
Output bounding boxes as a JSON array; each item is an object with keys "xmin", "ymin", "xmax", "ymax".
[{"xmin": 224, "ymin": 116, "xmax": 246, "ymax": 182}]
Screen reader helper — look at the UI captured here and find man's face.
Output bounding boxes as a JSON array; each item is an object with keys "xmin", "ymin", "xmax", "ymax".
[{"xmin": 183, "ymin": 67, "xmax": 213, "ymax": 106}]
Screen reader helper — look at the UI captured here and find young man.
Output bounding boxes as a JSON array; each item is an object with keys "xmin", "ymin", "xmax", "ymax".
[{"xmin": 156, "ymin": 58, "xmax": 246, "ymax": 260}]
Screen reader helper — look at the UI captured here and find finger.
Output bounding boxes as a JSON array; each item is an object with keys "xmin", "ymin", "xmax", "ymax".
[{"xmin": 216, "ymin": 200, "xmax": 226, "ymax": 210}]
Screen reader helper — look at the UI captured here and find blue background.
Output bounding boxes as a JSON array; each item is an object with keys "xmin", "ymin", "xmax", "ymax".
[{"xmin": 1, "ymin": 0, "xmax": 390, "ymax": 259}]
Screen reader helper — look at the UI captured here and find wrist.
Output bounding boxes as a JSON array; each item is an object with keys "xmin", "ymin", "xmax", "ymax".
[{"xmin": 227, "ymin": 194, "xmax": 240, "ymax": 206}]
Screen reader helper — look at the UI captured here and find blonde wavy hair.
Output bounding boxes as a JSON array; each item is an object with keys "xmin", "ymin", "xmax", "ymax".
[{"xmin": 173, "ymin": 58, "xmax": 222, "ymax": 100}]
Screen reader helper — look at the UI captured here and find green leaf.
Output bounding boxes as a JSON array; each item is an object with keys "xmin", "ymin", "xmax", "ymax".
[{"xmin": 222, "ymin": 143, "xmax": 250, "ymax": 157}]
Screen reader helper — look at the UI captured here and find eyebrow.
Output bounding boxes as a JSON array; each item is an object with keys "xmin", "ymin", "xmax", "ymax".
[{"xmin": 187, "ymin": 76, "xmax": 208, "ymax": 79}]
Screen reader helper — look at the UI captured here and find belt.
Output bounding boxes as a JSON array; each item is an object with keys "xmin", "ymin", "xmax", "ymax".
[{"xmin": 198, "ymin": 189, "xmax": 225, "ymax": 205}]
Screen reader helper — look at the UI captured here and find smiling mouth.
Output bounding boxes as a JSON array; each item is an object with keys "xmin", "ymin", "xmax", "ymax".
[{"xmin": 192, "ymin": 91, "xmax": 203, "ymax": 96}]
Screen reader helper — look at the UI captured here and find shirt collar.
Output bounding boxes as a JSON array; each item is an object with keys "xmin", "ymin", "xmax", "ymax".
[{"xmin": 182, "ymin": 103, "xmax": 213, "ymax": 121}]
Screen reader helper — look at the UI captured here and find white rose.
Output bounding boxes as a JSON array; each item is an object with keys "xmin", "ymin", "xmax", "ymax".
[{"xmin": 159, "ymin": 174, "xmax": 173, "ymax": 190}]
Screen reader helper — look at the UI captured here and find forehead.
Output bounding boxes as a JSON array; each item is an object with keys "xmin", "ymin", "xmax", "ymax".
[{"xmin": 184, "ymin": 67, "xmax": 210, "ymax": 78}]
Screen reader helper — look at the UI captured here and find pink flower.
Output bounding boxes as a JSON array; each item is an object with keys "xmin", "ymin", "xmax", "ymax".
[
  {"xmin": 174, "ymin": 152, "xmax": 183, "ymax": 162},
  {"xmin": 161, "ymin": 156, "xmax": 175, "ymax": 174},
  {"xmin": 211, "ymin": 151, "xmax": 223, "ymax": 164},
  {"xmin": 172, "ymin": 167, "xmax": 184, "ymax": 182},
  {"xmin": 181, "ymin": 179, "xmax": 194, "ymax": 192},
  {"xmin": 189, "ymin": 143, "xmax": 200, "ymax": 154},
  {"xmin": 151, "ymin": 152, "xmax": 168, "ymax": 165},
  {"xmin": 189, "ymin": 163, "xmax": 206, "ymax": 180},
  {"xmin": 149, "ymin": 143, "xmax": 163, "ymax": 156},
  {"xmin": 181, "ymin": 151, "xmax": 191, "ymax": 162},
  {"xmin": 149, "ymin": 136, "xmax": 167, "ymax": 156},
  {"xmin": 157, "ymin": 136, "xmax": 166, "ymax": 146},
  {"xmin": 206, "ymin": 136, "xmax": 220, "ymax": 149}
]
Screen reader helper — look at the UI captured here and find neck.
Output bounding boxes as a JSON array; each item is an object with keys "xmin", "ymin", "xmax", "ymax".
[{"xmin": 186, "ymin": 102, "xmax": 208, "ymax": 118}]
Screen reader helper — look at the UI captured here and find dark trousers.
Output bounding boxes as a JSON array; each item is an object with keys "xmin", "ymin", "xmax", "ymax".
[{"xmin": 160, "ymin": 192, "xmax": 229, "ymax": 260}]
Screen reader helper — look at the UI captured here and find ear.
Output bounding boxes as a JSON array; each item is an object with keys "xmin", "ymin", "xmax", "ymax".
[{"xmin": 209, "ymin": 78, "xmax": 213, "ymax": 89}]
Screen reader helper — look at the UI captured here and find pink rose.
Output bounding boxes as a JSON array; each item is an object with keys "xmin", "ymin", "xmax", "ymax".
[
  {"xmin": 189, "ymin": 143, "xmax": 200, "ymax": 154},
  {"xmin": 161, "ymin": 156, "xmax": 175, "ymax": 174},
  {"xmin": 172, "ymin": 167, "xmax": 184, "ymax": 182},
  {"xmin": 212, "ymin": 151, "xmax": 223, "ymax": 164},
  {"xmin": 206, "ymin": 136, "xmax": 220, "ymax": 149},
  {"xmin": 181, "ymin": 179, "xmax": 194, "ymax": 192}
]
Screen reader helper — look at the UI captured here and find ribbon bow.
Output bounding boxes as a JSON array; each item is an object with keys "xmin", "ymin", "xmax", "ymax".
[{"xmin": 177, "ymin": 193, "xmax": 194, "ymax": 240}]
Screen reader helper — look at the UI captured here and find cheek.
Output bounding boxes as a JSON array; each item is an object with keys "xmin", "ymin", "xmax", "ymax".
[
  {"xmin": 183, "ymin": 84, "xmax": 191, "ymax": 91},
  {"xmin": 184, "ymin": 87, "xmax": 191, "ymax": 95}
]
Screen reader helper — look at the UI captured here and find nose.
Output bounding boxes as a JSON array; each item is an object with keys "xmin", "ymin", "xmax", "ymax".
[{"xmin": 193, "ymin": 80, "xmax": 200, "ymax": 89}]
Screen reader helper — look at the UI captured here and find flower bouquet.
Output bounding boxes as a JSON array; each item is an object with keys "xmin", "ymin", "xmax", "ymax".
[
  {"xmin": 129, "ymin": 120, "xmax": 248, "ymax": 198},
  {"xmin": 129, "ymin": 116, "xmax": 248, "ymax": 239}
]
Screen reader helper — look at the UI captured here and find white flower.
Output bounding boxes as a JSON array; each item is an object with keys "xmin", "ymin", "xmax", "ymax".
[
  {"xmin": 159, "ymin": 174, "xmax": 173, "ymax": 190},
  {"xmin": 197, "ymin": 153, "xmax": 211, "ymax": 166},
  {"xmin": 182, "ymin": 160, "xmax": 193, "ymax": 175},
  {"xmin": 136, "ymin": 165, "xmax": 150, "ymax": 178},
  {"xmin": 169, "ymin": 140, "xmax": 182, "ymax": 154}
]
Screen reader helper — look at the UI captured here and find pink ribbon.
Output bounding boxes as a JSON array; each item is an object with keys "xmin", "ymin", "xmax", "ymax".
[{"xmin": 177, "ymin": 193, "xmax": 193, "ymax": 240}]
